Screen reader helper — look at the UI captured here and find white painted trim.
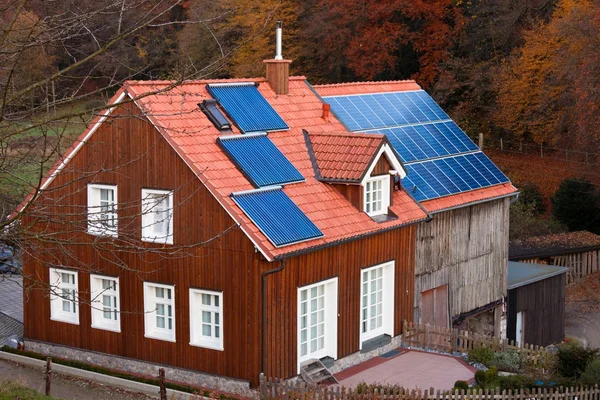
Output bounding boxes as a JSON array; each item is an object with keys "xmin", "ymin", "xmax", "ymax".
[
  {"xmin": 40, "ymin": 92, "xmax": 127, "ymax": 193},
  {"xmin": 359, "ymin": 261, "xmax": 395, "ymax": 349},
  {"xmin": 297, "ymin": 277, "xmax": 339, "ymax": 373},
  {"xmin": 363, "ymin": 175, "xmax": 391, "ymax": 217},
  {"xmin": 143, "ymin": 282, "xmax": 176, "ymax": 343},
  {"xmin": 141, "ymin": 189, "xmax": 174, "ymax": 245},
  {"xmin": 189, "ymin": 289, "xmax": 224, "ymax": 351},
  {"xmin": 90, "ymin": 274, "xmax": 121, "ymax": 333},
  {"xmin": 361, "ymin": 144, "xmax": 405, "ymax": 184},
  {"xmin": 49, "ymin": 268, "xmax": 80, "ymax": 325}
]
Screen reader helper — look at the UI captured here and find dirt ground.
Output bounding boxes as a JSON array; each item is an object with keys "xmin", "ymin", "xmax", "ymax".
[
  {"xmin": 565, "ymin": 272, "xmax": 600, "ymax": 349},
  {"xmin": 0, "ymin": 358, "xmax": 155, "ymax": 400}
]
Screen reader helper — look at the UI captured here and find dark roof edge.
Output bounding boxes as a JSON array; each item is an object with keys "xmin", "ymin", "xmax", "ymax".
[
  {"xmin": 302, "ymin": 129, "xmax": 323, "ymax": 181},
  {"xmin": 508, "ymin": 264, "xmax": 570, "ymax": 290},
  {"xmin": 509, "ymin": 244, "xmax": 600, "ymax": 260}
]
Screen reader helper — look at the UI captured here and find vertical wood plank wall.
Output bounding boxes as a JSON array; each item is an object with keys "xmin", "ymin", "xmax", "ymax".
[
  {"xmin": 22, "ymin": 101, "xmax": 418, "ymax": 385},
  {"xmin": 414, "ymin": 198, "xmax": 510, "ymax": 323}
]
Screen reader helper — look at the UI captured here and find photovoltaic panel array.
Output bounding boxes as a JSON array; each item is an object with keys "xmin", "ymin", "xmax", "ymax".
[
  {"xmin": 232, "ymin": 188, "xmax": 323, "ymax": 247},
  {"xmin": 324, "ymin": 91, "xmax": 449, "ymax": 132},
  {"xmin": 207, "ymin": 83, "xmax": 289, "ymax": 133},
  {"xmin": 218, "ymin": 134, "xmax": 304, "ymax": 188},
  {"xmin": 374, "ymin": 121, "xmax": 478, "ymax": 163},
  {"xmin": 402, "ymin": 152, "xmax": 509, "ymax": 202}
]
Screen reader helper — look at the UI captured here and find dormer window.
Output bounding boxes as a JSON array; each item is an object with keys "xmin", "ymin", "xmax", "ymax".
[{"xmin": 364, "ymin": 175, "xmax": 390, "ymax": 216}]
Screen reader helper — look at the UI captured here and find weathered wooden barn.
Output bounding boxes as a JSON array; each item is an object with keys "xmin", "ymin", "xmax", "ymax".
[
  {"xmin": 314, "ymin": 84, "xmax": 517, "ymax": 334},
  {"xmin": 18, "ymin": 60, "xmax": 430, "ymax": 392},
  {"xmin": 510, "ymin": 231, "xmax": 600, "ymax": 285},
  {"xmin": 506, "ymin": 261, "xmax": 568, "ymax": 346}
]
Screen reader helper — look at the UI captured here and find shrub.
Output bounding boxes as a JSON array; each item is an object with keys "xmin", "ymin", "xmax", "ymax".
[
  {"xmin": 468, "ymin": 346, "xmax": 495, "ymax": 367},
  {"xmin": 499, "ymin": 375, "xmax": 534, "ymax": 390},
  {"xmin": 518, "ymin": 182, "xmax": 546, "ymax": 215},
  {"xmin": 551, "ymin": 178, "xmax": 600, "ymax": 234},
  {"xmin": 454, "ymin": 380, "xmax": 469, "ymax": 391},
  {"xmin": 557, "ymin": 340, "xmax": 599, "ymax": 378},
  {"xmin": 490, "ymin": 350, "xmax": 524, "ymax": 372},
  {"xmin": 474, "ymin": 367, "xmax": 499, "ymax": 389},
  {"xmin": 580, "ymin": 358, "xmax": 600, "ymax": 386}
]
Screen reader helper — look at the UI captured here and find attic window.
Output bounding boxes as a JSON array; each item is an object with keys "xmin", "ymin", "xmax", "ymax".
[{"xmin": 199, "ymin": 100, "xmax": 231, "ymax": 131}]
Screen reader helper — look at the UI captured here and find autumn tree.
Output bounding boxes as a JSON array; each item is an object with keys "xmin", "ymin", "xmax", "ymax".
[{"xmin": 493, "ymin": 0, "xmax": 600, "ymax": 150}]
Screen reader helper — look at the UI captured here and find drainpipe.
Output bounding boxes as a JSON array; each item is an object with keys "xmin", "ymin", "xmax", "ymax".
[{"xmin": 261, "ymin": 258, "xmax": 287, "ymax": 375}]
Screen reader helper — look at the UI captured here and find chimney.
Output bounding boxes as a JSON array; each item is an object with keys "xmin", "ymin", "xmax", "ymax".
[{"xmin": 264, "ymin": 21, "xmax": 292, "ymax": 95}]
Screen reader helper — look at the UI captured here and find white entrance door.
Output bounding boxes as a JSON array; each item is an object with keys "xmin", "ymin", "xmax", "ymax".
[
  {"xmin": 297, "ymin": 278, "xmax": 338, "ymax": 371},
  {"xmin": 516, "ymin": 311, "xmax": 525, "ymax": 347}
]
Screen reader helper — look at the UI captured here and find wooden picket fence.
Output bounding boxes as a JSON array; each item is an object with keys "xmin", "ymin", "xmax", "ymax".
[
  {"xmin": 402, "ymin": 322, "xmax": 556, "ymax": 370},
  {"xmin": 259, "ymin": 376, "xmax": 600, "ymax": 400},
  {"xmin": 552, "ymin": 250, "xmax": 600, "ymax": 285}
]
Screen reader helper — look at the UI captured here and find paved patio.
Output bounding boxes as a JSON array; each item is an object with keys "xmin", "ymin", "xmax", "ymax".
[{"xmin": 334, "ymin": 349, "xmax": 475, "ymax": 391}]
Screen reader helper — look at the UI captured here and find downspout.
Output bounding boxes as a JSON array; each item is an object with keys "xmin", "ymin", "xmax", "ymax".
[{"xmin": 261, "ymin": 258, "xmax": 287, "ymax": 375}]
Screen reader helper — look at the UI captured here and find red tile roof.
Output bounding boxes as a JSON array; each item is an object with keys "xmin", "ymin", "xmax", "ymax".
[
  {"xmin": 316, "ymin": 80, "xmax": 421, "ymax": 97},
  {"xmin": 420, "ymin": 183, "xmax": 518, "ymax": 213},
  {"xmin": 305, "ymin": 131, "xmax": 386, "ymax": 182},
  {"xmin": 121, "ymin": 77, "xmax": 428, "ymax": 260}
]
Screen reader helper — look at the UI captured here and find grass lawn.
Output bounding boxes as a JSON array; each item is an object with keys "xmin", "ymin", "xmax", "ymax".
[{"xmin": 0, "ymin": 381, "xmax": 57, "ymax": 399}]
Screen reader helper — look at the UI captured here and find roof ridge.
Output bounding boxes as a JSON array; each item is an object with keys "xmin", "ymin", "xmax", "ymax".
[
  {"xmin": 314, "ymin": 79, "xmax": 419, "ymax": 88},
  {"xmin": 307, "ymin": 131, "xmax": 385, "ymax": 139}
]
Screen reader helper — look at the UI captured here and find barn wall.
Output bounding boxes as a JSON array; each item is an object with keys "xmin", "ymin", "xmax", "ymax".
[{"xmin": 414, "ymin": 198, "xmax": 510, "ymax": 323}]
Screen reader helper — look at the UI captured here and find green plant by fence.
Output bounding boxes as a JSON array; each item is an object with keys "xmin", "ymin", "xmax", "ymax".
[
  {"xmin": 259, "ymin": 375, "xmax": 600, "ymax": 400},
  {"xmin": 401, "ymin": 322, "xmax": 555, "ymax": 370}
]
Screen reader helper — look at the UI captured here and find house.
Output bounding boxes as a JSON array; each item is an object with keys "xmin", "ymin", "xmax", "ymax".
[
  {"xmin": 314, "ymin": 82, "xmax": 518, "ymax": 335},
  {"xmin": 510, "ymin": 231, "xmax": 600, "ymax": 284},
  {"xmin": 18, "ymin": 55, "xmax": 430, "ymax": 391},
  {"xmin": 506, "ymin": 261, "xmax": 569, "ymax": 346}
]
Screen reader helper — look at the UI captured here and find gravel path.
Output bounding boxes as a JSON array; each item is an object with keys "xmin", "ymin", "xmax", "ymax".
[{"xmin": 0, "ymin": 358, "xmax": 156, "ymax": 400}]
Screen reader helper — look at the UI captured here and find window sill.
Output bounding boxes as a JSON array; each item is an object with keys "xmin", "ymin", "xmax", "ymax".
[
  {"xmin": 369, "ymin": 213, "xmax": 398, "ymax": 223},
  {"xmin": 141, "ymin": 236, "xmax": 173, "ymax": 245},
  {"xmin": 360, "ymin": 334, "xmax": 391, "ymax": 353},
  {"xmin": 50, "ymin": 316, "xmax": 79, "ymax": 325},
  {"xmin": 189, "ymin": 341, "xmax": 224, "ymax": 351},
  {"xmin": 144, "ymin": 333, "xmax": 176, "ymax": 343},
  {"xmin": 87, "ymin": 226, "xmax": 118, "ymax": 238},
  {"xmin": 91, "ymin": 323, "xmax": 121, "ymax": 333}
]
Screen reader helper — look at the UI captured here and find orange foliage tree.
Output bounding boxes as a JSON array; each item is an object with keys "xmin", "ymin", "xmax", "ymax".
[{"xmin": 494, "ymin": 0, "xmax": 600, "ymax": 149}]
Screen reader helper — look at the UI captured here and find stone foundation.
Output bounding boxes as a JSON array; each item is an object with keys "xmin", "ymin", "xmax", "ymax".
[
  {"xmin": 453, "ymin": 307, "xmax": 498, "ymax": 336},
  {"xmin": 24, "ymin": 340, "xmax": 254, "ymax": 397}
]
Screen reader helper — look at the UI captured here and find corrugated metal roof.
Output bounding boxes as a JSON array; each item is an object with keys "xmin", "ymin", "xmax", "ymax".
[
  {"xmin": 231, "ymin": 187, "xmax": 323, "ymax": 247},
  {"xmin": 508, "ymin": 261, "xmax": 569, "ymax": 290},
  {"xmin": 218, "ymin": 133, "xmax": 304, "ymax": 187},
  {"xmin": 207, "ymin": 83, "xmax": 289, "ymax": 133}
]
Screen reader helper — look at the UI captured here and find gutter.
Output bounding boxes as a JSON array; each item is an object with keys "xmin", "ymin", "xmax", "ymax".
[{"xmin": 261, "ymin": 258, "xmax": 287, "ymax": 375}]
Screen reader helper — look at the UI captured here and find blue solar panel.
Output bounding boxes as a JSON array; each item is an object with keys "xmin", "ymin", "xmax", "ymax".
[
  {"xmin": 402, "ymin": 152, "xmax": 510, "ymax": 201},
  {"xmin": 218, "ymin": 134, "xmax": 304, "ymax": 188},
  {"xmin": 207, "ymin": 83, "xmax": 288, "ymax": 133},
  {"xmin": 324, "ymin": 90, "xmax": 450, "ymax": 132},
  {"xmin": 232, "ymin": 188, "xmax": 323, "ymax": 247}
]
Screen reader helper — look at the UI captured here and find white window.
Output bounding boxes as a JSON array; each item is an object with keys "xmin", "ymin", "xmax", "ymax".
[
  {"xmin": 360, "ymin": 261, "xmax": 395, "ymax": 346},
  {"xmin": 144, "ymin": 283, "xmax": 175, "ymax": 342},
  {"xmin": 141, "ymin": 189, "xmax": 173, "ymax": 244},
  {"xmin": 364, "ymin": 175, "xmax": 390, "ymax": 216},
  {"xmin": 189, "ymin": 289, "xmax": 223, "ymax": 350},
  {"xmin": 49, "ymin": 268, "xmax": 79, "ymax": 325},
  {"xmin": 87, "ymin": 184, "xmax": 117, "ymax": 236},
  {"xmin": 297, "ymin": 278, "xmax": 338, "ymax": 372},
  {"xmin": 90, "ymin": 275, "xmax": 120, "ymax": 332}
]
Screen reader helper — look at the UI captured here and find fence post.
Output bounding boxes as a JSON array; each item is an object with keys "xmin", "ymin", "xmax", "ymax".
[
  {"xmin": 158, "ymin": 368, "xmax": 167, "ymax": 400},
  {"xmin": 45, "ymin": 357, "xmax": 52, "ymax": 396},
  {"xmin": 479, "ymin": 133, "xmax": 484, "ymax": 150},
  {"xmin": 452, "ymin": 329, "xmax": 458, "ymax": 354}
]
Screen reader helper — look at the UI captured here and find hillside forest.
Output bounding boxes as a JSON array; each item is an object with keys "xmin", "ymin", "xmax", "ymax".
[{"xmin": 2, "ymin": 0, "xmax": 600, "ymax": 237}]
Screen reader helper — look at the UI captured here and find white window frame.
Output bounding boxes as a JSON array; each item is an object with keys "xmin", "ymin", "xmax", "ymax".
[
  {"xmin": 87, "ymin": 184, "xmax": 118, "ymax": 236},
  {"xmin": 144, "ymin": 282, "xmax": 176, "ymax": 342},
  {"xmin": 90, "ymin": 274, "xmax": 120, "ymax": 332},
  {"xmin": 364, "ymin": 175, "xmax": 390, "ymax": 216},
  {"xmin": 297, "ymin": 277, "xmax": 338, "ymax": 373},
  {"xmin": 49, "ymin": 268, "xmax": 79, "ymax": 325},
  {"xmin": 141, "ymin": 189, "xmax": 174, "ymax": 244},
  {"xmin": 359, "ymin": 261, "xmax": 395, "ymax": 348},
  {"xmin": 189, "ymin": 289, "xmax": 223, "ymax": 351}
]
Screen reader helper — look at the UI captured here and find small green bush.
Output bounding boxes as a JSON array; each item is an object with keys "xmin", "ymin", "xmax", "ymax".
[
  {"xmin": 468, "ymin": 346, "xmax": 495, "ymax": 367},
  {"xmin": 490, "ymin": 350, "xmax": 524, "ymax": 372},
  {"xmin": 580, "ymin": 358, "xmax": 600, "ymax": 387},
  {"xmin": 557, "ymin": 340, "xmax": 598, "ymax": 378},
  {"xmin": 518, "ymin": 182, "xmax": 546, "ymax": 215},
  {"xmin": 454, "ymin": 380, "xmax": 469, "ymax": 391},
  {"xmin": 499, "ymin": 375, "xmax": 533, "ymax": 390}
]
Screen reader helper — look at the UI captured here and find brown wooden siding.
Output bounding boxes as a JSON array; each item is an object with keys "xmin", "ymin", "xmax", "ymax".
[
  {"xmin": 372, "ymin": 155, "xmax": 392, "ymax": 176},
  {"xmin": 263, "ymin": 225, "xmax": 416, "ymax": 379},
  {"xmin": 507, "ymin": 273, "xmax": 566, "ymax": 346},
  {"xmin": 22, "ymin": 100, "xmax": 418, "ymax": 385},
  {"xmin": 414, "ymin": 198, "xmax": 509, "ymax": 323},
  {"xmin": 330, "ymin": 183, "xmax": 362, "ymax": 210}
]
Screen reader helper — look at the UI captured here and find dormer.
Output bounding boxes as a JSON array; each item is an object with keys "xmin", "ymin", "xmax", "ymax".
[{"xmin": 304, "ymin": 130, "xmax": 406, "ymax": 221}]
